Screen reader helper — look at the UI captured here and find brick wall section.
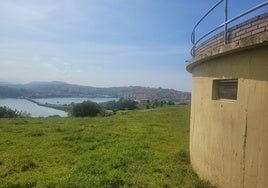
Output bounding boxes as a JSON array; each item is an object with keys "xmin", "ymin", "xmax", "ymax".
[{"xmin": 195, "ymin": 12, "xmax": 268, "ymax": 57}]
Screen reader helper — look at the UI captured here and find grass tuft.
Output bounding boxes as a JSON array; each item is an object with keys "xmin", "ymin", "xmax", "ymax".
[
  {"xmin": 21, "ymin": 160, "xmax": 37, "ymax": 172},
  {"xmin": 176, "ymin": 150, "xmax": 190, "ymax": 165},
  {"xmin": 27, "ymin": 131, "xmax": 45, "ymax": 137}
]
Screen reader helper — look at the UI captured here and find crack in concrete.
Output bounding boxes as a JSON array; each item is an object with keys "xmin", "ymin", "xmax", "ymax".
[{"xmin": 242, "ymin": 113, "xmax": 248, "ymax": 188}]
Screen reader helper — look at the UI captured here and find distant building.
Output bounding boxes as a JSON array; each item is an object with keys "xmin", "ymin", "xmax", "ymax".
[{"xmin": 186, "ymin": 2, "xmax": 268, "ymax": 188}]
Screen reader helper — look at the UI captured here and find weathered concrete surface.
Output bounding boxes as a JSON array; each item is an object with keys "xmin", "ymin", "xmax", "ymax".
[{"xmin": 188, "ymin": 37, "xmax": 268, "ymax": 187}]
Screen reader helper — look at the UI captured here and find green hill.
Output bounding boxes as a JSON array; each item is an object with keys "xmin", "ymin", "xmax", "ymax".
[{"xmin": 0, "ymin": 106, "xmax": 211, "ymax": 187}]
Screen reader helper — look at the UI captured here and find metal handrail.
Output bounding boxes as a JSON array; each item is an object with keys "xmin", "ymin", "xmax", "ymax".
[{"xmin": 191, "ymin": 0, "xmax": 268, "ymax": 57}]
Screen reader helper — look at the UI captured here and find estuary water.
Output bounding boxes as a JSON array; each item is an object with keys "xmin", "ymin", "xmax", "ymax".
[
  {"xmin": 34, "ymin": 97, "xmax": 119, "ymax": 105},
  {"xmin": 0, "ymin": 97, "xmax": 118, "ymax": 117}
]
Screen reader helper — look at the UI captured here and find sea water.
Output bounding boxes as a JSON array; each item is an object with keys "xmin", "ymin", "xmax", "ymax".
[{"xmin": 0, "ymin": 97, "xmax": 118, "ymax": 117}]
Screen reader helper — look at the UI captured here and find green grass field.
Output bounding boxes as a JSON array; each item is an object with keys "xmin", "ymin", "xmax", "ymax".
[{"xmin": 0, "ymin": 106, "xmax": 211, "ymax": 188}]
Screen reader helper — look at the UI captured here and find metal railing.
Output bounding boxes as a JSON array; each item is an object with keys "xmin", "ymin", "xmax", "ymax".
[{"xmin": 191, "ymin": 0, "xmax": 268, "ymax": 57}]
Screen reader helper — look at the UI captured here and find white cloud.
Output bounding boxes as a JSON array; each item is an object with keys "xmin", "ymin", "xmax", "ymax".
[{"xmin": 0, "ymin": 1, "xmax": 57, "ymax": 26}]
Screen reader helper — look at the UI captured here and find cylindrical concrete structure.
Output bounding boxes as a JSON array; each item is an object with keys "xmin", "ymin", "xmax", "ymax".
[{"xmin": 187, "ymin": 13, "xmax": 268, "ymax": 188}]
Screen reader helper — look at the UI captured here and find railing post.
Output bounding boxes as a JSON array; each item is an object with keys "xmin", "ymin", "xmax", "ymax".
[
  {"xmin": 224, "ymin": 0, "xmax": 228, "ymax": 44},
  {"xmin": 191, "ymin": 32, "xmax": 196, "ymax": 56}
]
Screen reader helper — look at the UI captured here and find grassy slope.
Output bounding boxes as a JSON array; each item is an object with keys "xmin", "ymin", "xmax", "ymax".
[{"xmin": 0, "ymin": 106, "xmax": 209, "ymax": 187}]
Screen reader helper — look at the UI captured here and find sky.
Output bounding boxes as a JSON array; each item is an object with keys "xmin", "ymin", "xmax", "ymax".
[{"xmin": 0, "ymin": 0, "xmax": 267, "ymax": 91}]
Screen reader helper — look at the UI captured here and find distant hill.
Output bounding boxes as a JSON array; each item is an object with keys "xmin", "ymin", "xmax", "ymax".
[
  {"xmin": 0, "ymin": 81, "xmax": 191, "ymax": 103},
  {"xmin": 0, "ymin": 86, "xmax": 33, "ymax": 98}
]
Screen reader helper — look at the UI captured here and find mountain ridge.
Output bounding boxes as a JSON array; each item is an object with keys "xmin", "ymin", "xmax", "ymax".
[{"xmin": 0, "ymin": 81, "xmax": 191, "ymax": 103}]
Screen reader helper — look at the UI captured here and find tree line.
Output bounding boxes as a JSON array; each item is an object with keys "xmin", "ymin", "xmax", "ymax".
[
  {"xmin": 69, "ymin": 98, "xmax": 138, "ymax": 117},
  {"xmin": 0, "ymin": 98, "xmax": 177, "ymax": 118}
]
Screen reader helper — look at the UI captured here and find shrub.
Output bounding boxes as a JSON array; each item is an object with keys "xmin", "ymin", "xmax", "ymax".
[
  {"xmin": 101, "ymin": 98, "xmax": 138, "ymax": 111},
  {"xmin": 102, "ymin": 100, "xmax": 117, "ymax": 111},
  {"xmin": 0, "ymin": 106, "xmax": 17, "ymax": 118},
  {"xmin": 0, "ymin": 106, "xmax": 31, "ymax": 118},
  {"xmin": 69, "ymin": 101, "xmax": 103, "ymax": 117},
  {"xmin": 117, "ymin": 98, "xmax": 138, "ymax": 110},
  {"xmin": 167, "ymin": 100, "xmax": 175, "ymax": 105}
]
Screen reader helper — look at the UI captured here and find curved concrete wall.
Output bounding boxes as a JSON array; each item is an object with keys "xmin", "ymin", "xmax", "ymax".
[{"xmin": 187, "ymin": 31, "xmax": 268, "ymax": 187}]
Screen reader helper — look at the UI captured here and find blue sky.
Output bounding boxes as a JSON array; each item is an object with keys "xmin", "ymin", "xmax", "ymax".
[{"xmin": 0, "ymin": 0, "xmax": 267, "ymax": 91}]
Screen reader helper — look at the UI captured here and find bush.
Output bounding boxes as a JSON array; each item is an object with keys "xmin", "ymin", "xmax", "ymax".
[
  {"xmin": 103, "ymin": 100, "xmax": 117, "ymax": 111},
  {"xmin": 69, "ymin": 101, "xmax": 103, "ymax": 117},
  {"xmin": 102, "ymin": 98, "xmax": 138, "ymax": 111},
  {"xmin": 0, "ymin": 106, "xmax": 30, "ymax": 118},
  {"xmin": 117, "ymin": 98, "xmax": 138, "ymax": 110},
  {"xmin": 167, "ymin": 100, "xmax": 175, "ymax": 105},
  {"xmin": 151, "ymin": 99, "xmax": 163, "ymax": 108}
]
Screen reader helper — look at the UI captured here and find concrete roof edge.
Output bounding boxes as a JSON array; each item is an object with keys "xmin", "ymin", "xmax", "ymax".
[{"xmin": 186, "ymin": 31, "xmax": 268, "ymax": 73}]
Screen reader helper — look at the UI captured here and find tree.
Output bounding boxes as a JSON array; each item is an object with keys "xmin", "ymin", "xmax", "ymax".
[
  {"xmin": 117, "ymin": 98, "xmax": 138, "ymax": 110},
  {"xmin": 0, "ymin": 106, "xmax": 31, "ymax": 118},
  {"xmin": 167, "ymin": 100, "xmax": 175, "ymax": 105},
  {"xmin": 101, "ymin": 99, "xmax": 138, "ymax": 111},
  {"xmin": 151, "ymin": 99, "xmax": 162, "ymax": 108},
  {"xmin": 70, "ymin": 101, "xmax": 103, "ymax": 117},
  {"xmin": 102, "ymin": 100, "xmax": 117, "ymax": 111}
]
